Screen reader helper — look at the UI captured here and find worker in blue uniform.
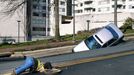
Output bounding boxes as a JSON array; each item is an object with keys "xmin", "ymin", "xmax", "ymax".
[{"xmin": 11, "ymin": 56, "xmax": 61, "ymax": 75}]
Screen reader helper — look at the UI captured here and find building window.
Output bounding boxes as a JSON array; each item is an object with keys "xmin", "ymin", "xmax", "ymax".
[
  {"xmin": 84, "ymin": 1, "xmax": 93, "ymax": 5},
  {"xmin": 42, "ymin": 13, "xmax": 46, "ymax": 17},
  {"xmin": 60, "ymin": 1, "xmax": 65, "ymax": 6},
  {"xmin": 98, "ymin": 8, "xmax": 101, "ymax": 12},
  {"xmin": 99, "ymin": 0, "xmax": 110, "ymax": 5},
  {"xmin": 112, "ymin": 5, "xmax": 124, "ymax": 9},
  {"xmin": 33, "ymin": 27, "xmax": 50, "ymax": 31},
  {"xmin": 75, "ymin": 10, "xmax": 83, "ymax": 13},
  {"xmin": 98, "ymin": 7, "xmax": 109, "ymax": 12},
  {"xmin": 123, "ymin": 5, "xmax": 126, "ymax": 9},
  {"xmin": 48, "ymin": 28, "xmax": 50, "ymax": 31},
  {"xmin": 132, "ymin": 6, "xmax": 134, "ymax": 9},
  {"xmin": 32, "ymin": 18, "xmax": 46, "ymax": 24},
  {"xmin": 129, "ymin": 5, "xmax": 134, "ymax": 9},
  {"xmin": 33, "ymin": 27, "xmax": 45, "ymax": 31},
  {"xmin": 33, "ymin": 4, "xmax": 37, "ymax": 9},
  {"xmin": 33, "ymin": 0, "xmax": 38, "ymax": 2},
  {"xmin": 129, "ymin": 0, "xmax": 134, "ymax": 1},
  {"xmin": 42, "ymin": 0, "xmax": 46, "ymax": 2},
  {"xmin": 42, "ymin": 6, "xmax": 46, "ymax": 10},
  {"xmin": 33, "ymin": 12, "xmax": 39, "ymax": 16},
  {"xmin": 80, "ymin": 3, "xmax": 83, "ymax": 7},
  {"xmin": 60, "ymin": 8, "xmax": 65, "ymax": 12},
  {"xmin": 62, "ymin": 8, "xmax": 65, "ymax": 12}
]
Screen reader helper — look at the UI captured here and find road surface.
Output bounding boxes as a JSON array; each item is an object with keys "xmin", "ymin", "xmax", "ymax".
[
  {"xmin": 1, "ymin": 41, "xmax": 134, "ymax": 75},
  {"xmin": 59, "ymin": 54, "xmax": 134, "ymax": 75}
]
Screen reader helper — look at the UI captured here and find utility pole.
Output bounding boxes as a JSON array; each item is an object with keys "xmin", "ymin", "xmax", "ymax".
[
  {"xmin": 73, "ymin": 0, "xmax": 75, "ymax": 42},
  {"xmin": 55, "ymin": 0, "xmax": 60, "ymax": 40},
  {"xmin": 114, "ymin": 0, "xmax": 117, "ymax": 26}
]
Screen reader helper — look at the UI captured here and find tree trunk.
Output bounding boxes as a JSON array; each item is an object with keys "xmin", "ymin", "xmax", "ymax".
[
  {"xmin": 54, "ymin": 0, "xmax": 60, "ymax": 41},
  {"xmin": 26, "ymin": 0, "xmax": 32, "ymax": 41}
]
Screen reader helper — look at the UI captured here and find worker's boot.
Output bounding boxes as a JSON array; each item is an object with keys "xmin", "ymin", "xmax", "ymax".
[
  {"xmin": 11, "ymin": 70, "xmax": 16, "ymax": 75},
  {"xmin": 44, "ymin": 68, "xmax": 62, "ymax": 75}
]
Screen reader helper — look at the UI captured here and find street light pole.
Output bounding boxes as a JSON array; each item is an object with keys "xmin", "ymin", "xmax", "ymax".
[
  {"xmin": 17, "ymin": 20, "xmax": 21, "ymax": 43},
  {"xmin": 87, "ymin": 20, "xmax": 90, "ymax": 31},
  {"xmin": 73, "ymin": 0, "xmax": 75, "ymax": 42}
]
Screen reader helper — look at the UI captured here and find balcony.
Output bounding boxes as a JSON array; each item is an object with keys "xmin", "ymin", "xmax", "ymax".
[{"xmin": 84, "ymin": 0, "xmax": 93, "ymax": 5}]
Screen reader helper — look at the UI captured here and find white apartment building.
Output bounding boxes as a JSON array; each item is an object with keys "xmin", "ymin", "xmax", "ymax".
[
  {"xmin": 66, "ymin": 0, "xmax": 134, "ymax": 35},
  {"xmin": 75, "ymin": 0, "xmax": 134, "ymax": 14},
  {"xmin": 50, "ymin": 0, "xmax": 72, "ymax": 36},
  {"xmin": 47, "ymin": 0, "xmax": 134, "ymax": 36}
]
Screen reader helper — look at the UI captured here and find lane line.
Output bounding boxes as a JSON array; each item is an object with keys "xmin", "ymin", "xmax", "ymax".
[{"xmin": 54, "ymin": 50, "xmax": 134, "ymax": 68}]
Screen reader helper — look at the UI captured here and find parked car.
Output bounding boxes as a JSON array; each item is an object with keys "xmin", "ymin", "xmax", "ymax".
[
  {"xmin": 2, "ymin": 38, "xmax": 16, "ymax": 44},
  {"xmin": 73, "ymin": 23, "xmax": 124, "ymax": 52}
]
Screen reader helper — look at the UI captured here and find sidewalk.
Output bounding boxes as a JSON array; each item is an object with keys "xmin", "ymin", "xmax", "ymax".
[
  {"xmin": 13, "ymin": 45, "xmax": 74, "ymax": 58},
  {"xmin": 0, "ymin": 45, "xmax": 74, "ymax": 61}
]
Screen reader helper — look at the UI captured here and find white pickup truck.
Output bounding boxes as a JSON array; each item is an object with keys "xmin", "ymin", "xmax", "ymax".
[{"xmin": 73, "ymin": 23, "xmax": 124, "ymax": 52}]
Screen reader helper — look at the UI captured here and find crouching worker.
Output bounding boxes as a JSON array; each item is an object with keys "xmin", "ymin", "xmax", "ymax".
[{"xmin": 12, "ymin": 56, "xmax": 61, "ymax": 75}]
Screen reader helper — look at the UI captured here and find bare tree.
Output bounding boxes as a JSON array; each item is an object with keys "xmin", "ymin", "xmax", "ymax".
[
  {"xmin": 0, "ymin": 0, "xmax": 61, "ymax": 41},
  {"xmin": 0, "ymin": 0, "xmax": 26, "ymax": 16}
]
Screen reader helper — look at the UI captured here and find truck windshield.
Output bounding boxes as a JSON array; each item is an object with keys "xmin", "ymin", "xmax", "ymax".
[
  {"xmin": 85, "ymin": 36, "xmax": 101, "ymax": 49},
  {"xmin": 105, "ymin": 26, "xmax": 118, "ymax": 39}
]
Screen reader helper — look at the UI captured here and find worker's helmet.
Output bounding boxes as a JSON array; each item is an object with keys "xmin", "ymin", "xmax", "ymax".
[{"xmin": 44, "ymin": 62, "xmax": 53, "ymax": 69}]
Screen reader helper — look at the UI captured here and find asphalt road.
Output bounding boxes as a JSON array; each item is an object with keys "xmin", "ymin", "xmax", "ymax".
[
  {"xmin": 1, "ymin": 41, "xmax": 134, "ymax": 75},
  {"xmin": 59, "ymin": 54, "xmax": 134, "ymax": 75}
]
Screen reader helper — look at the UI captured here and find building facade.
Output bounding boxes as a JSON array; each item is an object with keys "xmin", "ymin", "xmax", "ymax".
[
  {"xmin": 70, "ymin": 0, "xmax": 134, "ymax": 34},
  {"xmin": 0, "ymin": 0, "xmax": 72, "ymax": 43},
  {"xmin": 49, "ymin": 0, "xmax": 72, "ymax": 36},
  {"xmin": 0, "ymin": 1, "xmax": 26, "ymax": 43},
  {"xmin": 28, "ymin": 0, "xmax": 72, "ymax": 40},
  {"xmin": 1, "ymin": 0, "xmax": 134, "ymax": 43},
  {"xmin": 74, "ymin": 0, "xmax": 134, "ymax": 15},
  {"xmin": 26, "ymin": 0, "xmax": 50, "ymax": 41}
]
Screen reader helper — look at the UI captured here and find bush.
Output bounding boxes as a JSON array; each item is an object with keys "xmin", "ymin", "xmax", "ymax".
[{"xmin": 121, "ymin": 17, "xmax": 134, "ymax": 33}]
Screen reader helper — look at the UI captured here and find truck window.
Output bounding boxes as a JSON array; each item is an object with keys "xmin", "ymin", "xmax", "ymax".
[
  {"xmin": 102, "ymin": 38, "xmax": 116, "ymax": 47},
  {"xmin": 95, "ymin": 35, "xmax": 103, "ymax": 44},
  {"xmin": 85, "ymin": 36, "xmax": 101, "ymax": 49},
  {"xmin": 105, "ymin": 26, "xmax": 118, "ymax": 39}
]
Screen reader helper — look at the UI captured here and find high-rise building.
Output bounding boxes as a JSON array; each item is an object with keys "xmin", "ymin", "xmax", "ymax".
[
  {"xmin": 27, "ymin": 0, "xmax": 73, "ymax": 40},
  {"xmin": 26, "ymin": 0, "xmax": 50, "ymax": 41}
]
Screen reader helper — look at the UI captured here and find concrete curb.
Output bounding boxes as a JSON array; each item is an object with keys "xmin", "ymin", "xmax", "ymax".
[
  {"xmin": 0, "ymin": 56, "xmax": 25, "ymax": 62},
  {"xmin": 0, "ymin": 52, "xmax": 12, "ymax": 58}
]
